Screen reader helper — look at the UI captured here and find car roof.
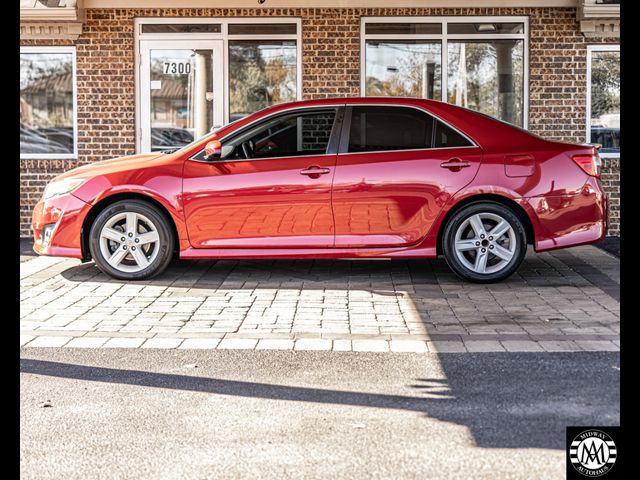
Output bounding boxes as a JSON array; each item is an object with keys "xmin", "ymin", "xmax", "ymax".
[{"xmin": 213, "ymin": 97, "xmax": 547, "ymax": 153}]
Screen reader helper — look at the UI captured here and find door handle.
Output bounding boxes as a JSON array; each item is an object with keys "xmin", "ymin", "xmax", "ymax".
[
  {"xmin": 300, "ymin": 166, "xmax": 331, "ymax": 178},
  {"xmin": 440, "ymin": 158, "xmax": 471, "ymax": 171}
]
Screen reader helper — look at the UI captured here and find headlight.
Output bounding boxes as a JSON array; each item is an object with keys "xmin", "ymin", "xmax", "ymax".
[{"xmin": 43, "ymin": 178, "xmax": 86, "ymax": 201}]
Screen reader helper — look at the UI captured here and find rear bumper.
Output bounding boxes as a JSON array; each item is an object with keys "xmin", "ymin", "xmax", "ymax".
[
  {"xmin": 32, "ymin": 193, "xmax": 92, "ymax": 259},
  {"xmin": 526, "ymin": 177, "xmax": 608, "ymax": 252}
]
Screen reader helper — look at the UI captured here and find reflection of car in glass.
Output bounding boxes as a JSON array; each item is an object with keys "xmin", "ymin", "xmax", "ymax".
[
  {"xmin": 150, "ymin": 127, "xmax": 194, "ymax": 151},
  {"xmin": 20, "ymin": 125, "xmax": 74, "ymax": 154},
  {"xmin": 229, "ymin": 113, "xmax": 250, "ymax": 123},
  {"xmin": 590, "ymin": 127, "xmax": 620, "ymax": 154},
  {"xmin": 33, "ymin": 98, "xmax": 608, "ymax": 283}
]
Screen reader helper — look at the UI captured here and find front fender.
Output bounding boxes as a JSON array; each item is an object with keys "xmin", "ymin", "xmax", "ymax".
[{"xmin": 75, "ymin": 180, "xmax": 189, "ymax": 252}]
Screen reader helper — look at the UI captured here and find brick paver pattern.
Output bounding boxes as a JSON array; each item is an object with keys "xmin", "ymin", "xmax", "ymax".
[{"xmin": 20, "ymin": 245, "xmax": 619, "ymax": 352}]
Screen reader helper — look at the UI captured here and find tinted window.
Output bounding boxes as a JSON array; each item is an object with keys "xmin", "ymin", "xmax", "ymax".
[
  {"xmin": 348, "ymin": 106, "xmax": 434, "ymax": 153},
  {"xmin": 433, "ymin": 120, "xmax": 472, "ymax": 148},
  {"xmin": 224, "ymin": 109, "xmax": 336, "ymax": 160}
]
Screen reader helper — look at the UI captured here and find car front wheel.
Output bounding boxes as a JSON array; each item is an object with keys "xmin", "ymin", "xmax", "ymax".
[
  {"xmin": 442, "ymin": 202, "xmax": 527, "ymax": 283},
  {"xmin": 89, "ymin": 200, "xmax": 174, "ymax": 280}
]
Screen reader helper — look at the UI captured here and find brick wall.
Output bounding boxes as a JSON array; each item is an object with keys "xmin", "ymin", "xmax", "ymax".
[{"xmin": 20, "ymin": 7, "xmax": 620, "ymax": 236}]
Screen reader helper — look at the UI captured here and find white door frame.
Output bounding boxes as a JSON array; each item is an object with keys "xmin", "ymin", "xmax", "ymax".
[
  {"xmin": 138, "ymin": 39, "xmax": 224, "ymax": 153},
  {"xmin": 134, "ymin": 17, "xmax": 303, "ymax": 153}
]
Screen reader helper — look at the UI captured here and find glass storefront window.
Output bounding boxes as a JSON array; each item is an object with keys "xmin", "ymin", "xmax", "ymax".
[
  {"xmin": 137, "ymin": 20, "xmax": 301, "ymax": 151},
  {"xmin": 447, "ymin": 23, "xmax": 524, "ymax": 35},
  {"xmin": 228, "ymin": 24, "xmax": 297, "ymax": 35},
  {"xmin": 447, "ymin": 40, "xmax": 524, "ymax": 127},
  {"xmin": 20, "ymin": 49, "xmax": 76, "ymax": 157},
  {"xmin": 365, "ymin": 41, "xmax": 442, "ymax": 99},
  {"xmin": 362, "ymin": 17, "xmax": 528, "ymax": 127},
  {"xmin": 228, "ymin": 40, "xmax": 297, "ymax": 122},
  {"xmin": 588, "ymin": 47, "xmax": 620, "ymax": 156},
  {"xmin": 141, "ymin": 24, "xmax": 221, "ymax": 34},
  {"xmin": 365, "ymin": 23, "xmax": 442, "ymax": 35}
]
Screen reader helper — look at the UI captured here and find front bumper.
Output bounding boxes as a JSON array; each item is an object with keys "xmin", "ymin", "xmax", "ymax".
[{"xmin": 32, "ymin": 193, "xmax": 92, "ymax": 259}]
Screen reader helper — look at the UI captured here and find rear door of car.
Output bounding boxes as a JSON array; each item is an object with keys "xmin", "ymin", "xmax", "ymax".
[{"xmin": 332, "ymin": 103, "xmax": 483, "ymax": 248}]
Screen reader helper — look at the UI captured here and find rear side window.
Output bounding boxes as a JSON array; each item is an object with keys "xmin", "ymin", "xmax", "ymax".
[
  {"xmin": 433, "ymin": 120, "xmax": 472, "ymax": 148},
  {"xmin": 348, "ymin": 106, "xmax": 434, "ymax": 153}
]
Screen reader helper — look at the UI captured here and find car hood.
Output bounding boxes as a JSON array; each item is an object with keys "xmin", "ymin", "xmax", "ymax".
[{"xmin": 55, "ymin": 153, "xmax": 167, "ymax": 181}]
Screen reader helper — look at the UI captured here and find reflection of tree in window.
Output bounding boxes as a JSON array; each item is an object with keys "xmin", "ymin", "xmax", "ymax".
[
  {"xmin": 447, "ymin": 40, "xmax": 523, "ymax": 126},
  {"xmin": 590, "ymin": 51, "xmax": 620, "ymax": 153},
  {"xmin": 229, "ymin": 41, "xmax": 297, "ymax": 120},
  {"xmin": 591, "ymin": 52, "xmax": 620, "ymax": 122},
  {"xmin": 365, "ymin": 41, "xmax": 442, "ymax": 99}
]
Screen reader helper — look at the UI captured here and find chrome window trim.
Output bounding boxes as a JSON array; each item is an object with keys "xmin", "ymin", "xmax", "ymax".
[
  {"xmin": 188, "ymin": 152, "xmax": 337, "ymax": 165},
  {"xmin": 336, "ymin": 145, "xmax": 479, "ymax": 157}
]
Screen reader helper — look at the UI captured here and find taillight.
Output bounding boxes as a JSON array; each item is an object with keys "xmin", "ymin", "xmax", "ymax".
[{"xmin": 572, "ymin": 154, "xmax": 601, "ymax": 178}]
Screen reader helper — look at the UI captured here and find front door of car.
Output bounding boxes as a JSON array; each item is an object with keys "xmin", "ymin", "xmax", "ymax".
[
  {"xmin": 182, "ymin": 107, "xmax": 342, "ymax": 248},
  {"xmin": 332, "ymin": 105, "xmax": 483, "ymax": 248}
]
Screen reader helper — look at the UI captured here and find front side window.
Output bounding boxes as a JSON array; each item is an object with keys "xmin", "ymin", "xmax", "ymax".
[
  {"xmin": 222, "ymin": 109, "xmax": 337, "ymax": 160},
  {"xmin": 20, "ymin": 48, "xmax": 76, "ymax": 157},
  {"xmin": 362, "ymin": 18, "xmax": 528, "ymax": 127},
  {"xmin": 347, "ymin": 106, "xmax": 434, "ymax": 153},
  {"xmin": 588, "ymin": 46, "xmax": 620, "ymax": 157}
]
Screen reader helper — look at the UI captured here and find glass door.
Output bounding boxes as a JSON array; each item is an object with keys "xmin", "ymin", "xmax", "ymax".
[{"xmin": 139, "ymin": 40, "xmax": 224, "ymax": 152}]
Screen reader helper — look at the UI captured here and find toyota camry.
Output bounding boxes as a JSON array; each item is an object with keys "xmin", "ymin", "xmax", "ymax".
[{"xmin": 32, "ymin": 97, "xmax": 607, "ymax": 283}]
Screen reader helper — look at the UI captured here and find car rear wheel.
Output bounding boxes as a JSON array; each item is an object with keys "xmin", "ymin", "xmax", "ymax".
[
  {"xmin": 89, "ymin": 200, "xmax": 174, "ymax": 280},
  {"xmin": 442, "ymin": 202, "xmax": 527, "ymax": 283}
]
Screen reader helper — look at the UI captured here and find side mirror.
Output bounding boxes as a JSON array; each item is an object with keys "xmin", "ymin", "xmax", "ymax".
[{"xmin": 203, "ymin": 139, "xmax": 222, "ymax": 160}]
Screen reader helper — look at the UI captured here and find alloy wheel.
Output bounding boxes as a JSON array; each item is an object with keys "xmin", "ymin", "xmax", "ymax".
[
  {"xmin": 98, "ymin": 211, "xmax": 160, "ymax": 273},
  {"xmin": 453, "ymin": 212, "xmax": 516, "ymax": 275}
]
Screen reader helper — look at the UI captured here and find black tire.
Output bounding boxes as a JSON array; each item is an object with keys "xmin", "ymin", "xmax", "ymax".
[
  {"xmin": 89, "ymin": 200, "xmax": 175, "ymax": 281},
  {"xmin": 442, "ymin": 202, "xmax": 527, "ymax": 283}
]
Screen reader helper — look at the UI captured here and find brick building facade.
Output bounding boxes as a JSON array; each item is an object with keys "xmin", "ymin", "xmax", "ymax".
[{"xmin": 20, "ymin": 1, "xmax": 620, "ymax": 236}]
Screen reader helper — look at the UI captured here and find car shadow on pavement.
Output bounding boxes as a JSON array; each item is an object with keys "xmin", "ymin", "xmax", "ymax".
[
  {"xmin": 59, "ymin": 254, "xmax": 597, "ymax": 289},
  {"xmin": 20, "ymin": 351, "xmax": 619, "ymax": 450},
  {"xmin": 33, "ymin": 246, "xmax": 620, "ymax": 450}
]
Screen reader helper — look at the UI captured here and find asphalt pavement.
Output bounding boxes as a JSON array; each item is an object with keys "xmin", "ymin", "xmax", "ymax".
[{"xmin": 20, "ymin": 348, "xmax": 620, "ymax": 479}]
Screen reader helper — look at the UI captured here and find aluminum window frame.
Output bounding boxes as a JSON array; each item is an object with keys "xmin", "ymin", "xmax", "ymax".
[
  {"xmin": 360, "ymin": 16, "xmax": 530, "ymax": 129},
  {"xmin": 586, "ymin": 44, "xmax": 620, "ymax": 159},
  {"xmin": 20, "ymin": 45, "xmax": 78, "ymax": 160},
  {"xmin": 135, "ymin": 17, "xmax": 303, "ymax": 153}
]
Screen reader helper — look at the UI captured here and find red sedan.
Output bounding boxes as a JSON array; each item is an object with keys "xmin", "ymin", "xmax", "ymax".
[{"xmin": 32, "ymin": 97, "xmax": 607, "ymax": 283}]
